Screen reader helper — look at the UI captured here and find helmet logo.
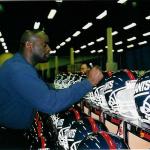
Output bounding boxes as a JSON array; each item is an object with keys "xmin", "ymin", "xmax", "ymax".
[
  {"xmin": 104, "ymin": 80, "xmax": 114, "ymax": 94},
  {"xmin": 57, "ymin": 119, "xmax": 64, "ymax": 128},
  {"xmin": 65, "ymin": 129, "xmax": 77, "ymax": 139},
  {"xmin": 135, "ymin": 80, "xmax": 150, "ymax": 94},
  {"xmin": 108, "ymin": 87, "xmax": 124, "ymax": 112},
  {"xmin": 140, "ymin": 95, "xmax": 150, "ymax": 123}
]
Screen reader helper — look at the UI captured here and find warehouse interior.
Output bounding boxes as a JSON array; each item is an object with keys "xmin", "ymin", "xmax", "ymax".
[{"xmin": 0, "ymin": 0, "xmax": 150, "ymax": 149}]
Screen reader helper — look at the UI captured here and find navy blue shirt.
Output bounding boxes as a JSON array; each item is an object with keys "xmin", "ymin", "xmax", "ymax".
[{"xmin": 0, "ymin": 53, "xmax": 92, "ymax": 129}]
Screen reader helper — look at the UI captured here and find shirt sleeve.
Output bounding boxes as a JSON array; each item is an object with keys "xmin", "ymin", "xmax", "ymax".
[{"xmin": 9, "ymin": 66, "xmax": 93, "ymax": 114}]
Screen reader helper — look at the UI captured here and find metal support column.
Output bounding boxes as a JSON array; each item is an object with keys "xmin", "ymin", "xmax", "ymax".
[{"xmin": 106, "ymin": 27, "xmax": 118, "ymax": 71}]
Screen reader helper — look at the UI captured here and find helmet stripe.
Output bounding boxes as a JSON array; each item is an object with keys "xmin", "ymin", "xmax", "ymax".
[
  {"xmin": 88, "ymin": 117, "xmax": 99, "ymax": 133},
  {"xmin": 69, "ymin": 108, "xmax": 81, "ymax": 120},
  {"xmin": 124, "ymin": 69, "xmax": 135, "ymax": 80},
  {"xmin": 100, "ymin": 131, "xmax": 117, "ymax": 149}
]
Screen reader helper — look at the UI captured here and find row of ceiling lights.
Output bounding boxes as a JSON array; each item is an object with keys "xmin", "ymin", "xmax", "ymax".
[
  {"xmin": 74, "ymin": 40, "xmax": 148, "ymax": 54},
  {"xmin": 32, "ymin": 6, "xmax": 108, "ymax": 54},
  {"xmin": 0, "ymin": 0, "xmax": 145, "ymax": 54},
  {"xmin": 53, "ymin": 1, "xmax": 150, "ymax": 55},
  {"xmin": 74, "ymin": 16, "xmax": 150, "ymax": 54},
  {"xmin": 31, "ymin": 0, "xmax": 149, "ymax": 55},
  {"xmin": 0, "ymin": 32, "xmax": 9, "ymax": 53},
  {"xmin": 0, "ymin": 0, "xmax": 148, "ymax": 55},
  {"xmin": 54, "ymin": 10, "xmax": 108, "ymax": 54},
  {"xmin": 52, "ymin": 0, "xmax": 130, "ymax": 53},
  {"xmin": 74, "ymin": 30, "xmax": 150, "ymax": 54}
]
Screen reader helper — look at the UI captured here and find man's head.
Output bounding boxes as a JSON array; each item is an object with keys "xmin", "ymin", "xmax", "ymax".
[
  {"xmin": 20, "ymin": 30, "xmax": 51, "ymax": 64},
  {"xmin": 80, "ymin": 63, "xmax": 91, "ymax": 74}
]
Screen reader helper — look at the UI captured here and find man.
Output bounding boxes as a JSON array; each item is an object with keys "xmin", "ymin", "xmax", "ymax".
[
  {"xmin": 80, "ymin": 63, "xmax": 91, "ymax": 75},
  {"xmin": 0, "ymin": 30, "xmax": 103, "ymax": 148}
]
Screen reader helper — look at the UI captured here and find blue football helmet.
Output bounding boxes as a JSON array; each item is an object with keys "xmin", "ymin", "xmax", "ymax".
[
  {"xmin": 50, "ymin": 108, "xmax": 81, "ymax": 130},
  {"xmin": 103, "ymin": 69, "xmax": 138, "ymax": 117},
  {"xmin": 92, "ymin": 71, "xmax": 113, "ymax": 109},
  {"xmin": 83, "ymin": 71, "xmax": 113, "ymax": 109},
  {"xmin": 56, "ymin": 108, "xmax": 85, "ymax": 149},
  {"xmin": 134, "ymin": 71, "xmax": 150, "ymax": 125},
  {"xmin": 77, "ymin": 131, "xmax": 129, "ymax": 149},
  {"xmin": 58, "ymin": 116, "xmax": 108, "ymax": 150}
]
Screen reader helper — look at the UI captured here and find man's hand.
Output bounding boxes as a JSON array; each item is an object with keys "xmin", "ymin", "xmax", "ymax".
[{"xmin": 87, "ymin": 66, "xmax": 104, "ymax": 86}]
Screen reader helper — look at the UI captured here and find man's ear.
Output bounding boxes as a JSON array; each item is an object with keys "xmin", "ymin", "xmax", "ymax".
[{"xmin": 25, "ymin": 41, "xmax": 32, "ymax": 49}]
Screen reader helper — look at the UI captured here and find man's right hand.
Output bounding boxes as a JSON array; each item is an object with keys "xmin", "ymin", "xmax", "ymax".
[{"xmin": 87, "ymin": 66, "xmax": 104, "ymax": 86}]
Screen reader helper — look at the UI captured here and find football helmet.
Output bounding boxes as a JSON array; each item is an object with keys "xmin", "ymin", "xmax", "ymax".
[
  {"xmin": 103, "ymin": 69, "xmax": 138, "ymax": 119},
  {"xmin": 56, "ymin": 108, "xmax": 83, "ymax": 149},
  {"xmin": 54, "ymin": 73, "xmax": 87, "ymax": 89},
  {"xmin": 134, "ymin": 71, "xmax": 150, "ymax": 125},
  {"xmin": 77, "ymin": 131, "xmax": 129, "ymax": 149},
  {"xmin": 92, "ymin": 71, "xmax": 113, "ymax": 109},
  {"xmin": 82, "ymin": 86, "xmax": 97, "ymax": 106},
  {"xmin": 54, "ymin": 73, "xmax": 68, "ymax": 89},
  {"xmin": 67, "ymin": 74, "xmax": 84, "ymax": 86},
  {"xmin": 58, "ymin": 116, "xmax": 108, "ymax": 150},
  {"xmin": 83, "ymin": 71, "xmax": 112, "ymax": 109},
  {"xmin": 50, "ymin": 108, "xmax": 81, "ymax": 130}
]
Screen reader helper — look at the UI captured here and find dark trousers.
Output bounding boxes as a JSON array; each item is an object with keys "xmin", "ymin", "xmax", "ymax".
[{"xmin": 0, "ymin": 126, "xmax": 28, "ymax": 150}]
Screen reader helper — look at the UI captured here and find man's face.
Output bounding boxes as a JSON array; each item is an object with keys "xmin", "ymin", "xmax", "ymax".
[
  {"xmin": 80, "ymin": 64, "xmax": 90, "ymax": 74},
  {"xmin": 31, "ymin": 33, "xmax": 51, "ymax": 63}
]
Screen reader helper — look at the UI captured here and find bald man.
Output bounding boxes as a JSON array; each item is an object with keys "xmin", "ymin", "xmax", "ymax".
[{"xmin": 0, "ymin": 29, "xmax": 103, "ymax": 148}]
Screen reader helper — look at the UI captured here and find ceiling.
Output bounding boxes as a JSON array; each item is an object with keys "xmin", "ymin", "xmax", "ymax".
[{"xmin": 0, "ymin": 0, "xmax": 150, "ymax": 56}]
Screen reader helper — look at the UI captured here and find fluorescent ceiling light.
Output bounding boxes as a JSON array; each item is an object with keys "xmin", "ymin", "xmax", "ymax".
[
  {"xmin": 143, "ymin": 32, "xmax": 150, "ymax": 37},
  {"xmin": 127, "ymin": 44, "xmax": 134, "ymax": 48},
  {"xmin": 65, "ymin": 37, "xmax": 71, "ymax": 42},
  {"xmin": 145, "ymin": 15, "xmax": 150, "ymax": 20},
  {"xmin": 96, "ymin": 37, "xmax": 104, "ymax": 42},
  {"xmin": 115, "ymin": 41, "xmax": 123, "ymax": 45},
  {"xmin": 5, "ymin": 50, "xmax": 9, "ymax": 53},
  {"xmin": 112, "ymin": 31, "xmax": 118, "ymax": 36},
  {"xmin": 90, "ymin": 50, "xmax": 96, "ymax": 53},
  {"xmin": 87, "ymin": 41, "xmax": 94, "ymax": 46},
  {"xmin": 53, "ymin": 50, "xmax": 56, "ymax": 53},
  {"xmin": 117, "ymin": 49, "xmax": 123, "ymax": 52},
  {"xmin": 2, "ymin": 42, "xmax": 6, "ymax": 46},
  {"xmin": 97, "ymin": 49, "xmax": 103, "ymax": 53},
  {"xmin": 80, "ymin": 45, "xmax": 87, "ymax": 49},
  {"xmin": 34, "ymin": 22, "xmax": 40, "ymax": 29},
  {"xmin": 127, "ymin": 36, "xmax": 136, "ymax": 41},
  {"xmin": 82, "ymin": 22, "xmax": 93, "ymax": 30},
  {"xmin": 48, "ymin": 9, "xmax": 57, "ymax": 19},
  {"xmin": 50, "ymin": 50, "xmax": 56, "ymax": 54},
  {"xmin": 72, "ymin": 31, "xmax": 81, "ymax": 37},
  {"xmin": 55, "ymin": 0, "xmax": 63, "ymax": 2},
  {"xmin": 0, "ymin": 32, "xmax": 2, "ymax": 37},
  {"xmin": 117, "ymin": 0, "xmax": 128, "ymax": 4},
  {"xmin": 56, "ymin": 45, "xmax": 60, "ymax": 49},
  {"xmin": 138, "ymin": 41, "xmax": 147, "ymax": 45},
  {"xmin": 60, "ymin": 42, "xmax": 65, "ymax": 46},
  {"xmin": 74, "ymin": 50, "xmax": 80, "ymax": 53},
  {"xmin": 96, "ymin": 10, "xmax": 107, "ymax": 19},
  {"xmin": 0, "ymin": 38, "xmax": 4, "ymax": 42},
  {"xmin": 4, "ymin": 46, "xmax": 7, "ymax": 49},
  {"xmin": 123, "ymin": 23, "xmax": 136, "ymax": 30}
]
